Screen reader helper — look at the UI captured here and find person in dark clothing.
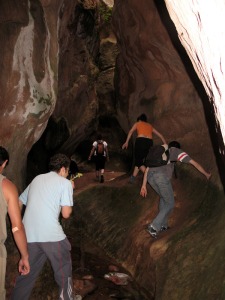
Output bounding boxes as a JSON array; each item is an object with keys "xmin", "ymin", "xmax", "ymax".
[
  {"xmin": 140, "ymin": 141, "xmax": 211, "ymax": 238},
  {"xmin": 88, "ymin": 134, "xmax": 109, "ymax": 183}
]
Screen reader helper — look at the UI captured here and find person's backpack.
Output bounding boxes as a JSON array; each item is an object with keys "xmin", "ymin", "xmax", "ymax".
[
  {"xmin": 96, "ymin": 141, "xmax": 105, "ymax": 155},
  {"xmin": 144, "ymin": 144, "xmax": 170, "ymax": 167}
]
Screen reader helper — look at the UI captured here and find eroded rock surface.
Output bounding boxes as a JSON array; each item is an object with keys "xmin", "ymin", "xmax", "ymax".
[{"xmin": 0, "ymin": 0, "xmax": 62, "ymax": 188}]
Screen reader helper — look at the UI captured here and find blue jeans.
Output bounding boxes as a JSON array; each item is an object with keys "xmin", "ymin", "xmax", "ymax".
[{"xmin": 148, "ymin": 171, "xmax": 174, "ymax": 232}]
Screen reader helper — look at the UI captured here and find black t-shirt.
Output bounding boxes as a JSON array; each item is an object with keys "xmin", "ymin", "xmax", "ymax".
[{"xmin": 147, "ymin": 147, "xmax": 191, "ymax": 179}]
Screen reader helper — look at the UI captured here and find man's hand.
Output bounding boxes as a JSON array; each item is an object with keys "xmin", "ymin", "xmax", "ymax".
[
  {"xmin": 140, "ymin": 186, "xmax": 147, "ymax": 197},
  {"xmin": 18, "ymin": 256, "xmax": 30, "ymax": 275},
  {"xmin": 206, "ymin": 172, "xmax": 212, "ymax": 180},
  {"xmin": 122, "ymin": 142, "xmax": 128, "ymax": 150}
]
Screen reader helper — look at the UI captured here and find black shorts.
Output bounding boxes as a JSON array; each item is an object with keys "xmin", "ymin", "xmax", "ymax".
[
  {"xmin": 135, "ymin": 137, "xmax": 153, "ymax": 167},
  {"xmin": 95, "ymin": 155, "xmax": 106, "ymax": 170}
]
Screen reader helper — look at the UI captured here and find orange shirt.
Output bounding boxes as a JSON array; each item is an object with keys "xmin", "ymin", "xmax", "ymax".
[{"xmin": 136, "ymin": 121, "xmax": 153, "ymax": 138}]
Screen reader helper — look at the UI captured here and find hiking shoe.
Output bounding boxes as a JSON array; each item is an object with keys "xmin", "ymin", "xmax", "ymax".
[
  {"xmin": 100, "ymin": 175, "xmax": 104, "ymax": 183},
  {"xmin": 146, "ymin": 226, "xmax": 158, "ymax": 238},
  {"xmin": 160, "ymin": 226, "xmax": 170, "ymax": 232},
  {"xmin": 129, "ymin": 175, "xmax": 135, "ymax": 184}
]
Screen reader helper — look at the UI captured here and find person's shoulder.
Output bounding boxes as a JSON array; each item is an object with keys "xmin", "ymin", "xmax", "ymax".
[
  {"xmin": 170, "ymin": 147, "xmax": 190, "ymax": 162},
  {"xmin": 2, "ymin": 177, "xmax": 16, "ymax": 189},
  {"xmin": 2, "ymin": 177, "xmax": 18, "ymax": 198}
]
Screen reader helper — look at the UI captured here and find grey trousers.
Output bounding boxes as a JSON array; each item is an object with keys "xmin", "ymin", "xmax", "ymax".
[{"xmin": 11, "ymin": 238, "xmax": 73, "ymax": 300}]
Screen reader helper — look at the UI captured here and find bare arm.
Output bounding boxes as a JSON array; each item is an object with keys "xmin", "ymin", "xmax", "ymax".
[
  {"xmin": 61, "ymin": 206, "xmax": 73, "ymax": 219},
  {"xmin": 88, "ymin": 146, "xmax": 95, "ymax": 160},
  {"xmin": 3, "ymin": 179, "xmax": 30, "ymax": 275},
  {"xmin": 122, "ymin": 123, "xmax": 137, "ymax": 149},
  {"xmin": 140, "ymin": 167, "xmax": 149, "ymax": 197},
  {"xmin": 105, "ymin": 146, "xmax": 109, "ymax": 160},
  {"xmin": 152, "ymin": 128, "xmax": 166, "ymax": 144},
  {"xmin": 189, "ymin": 159, "xmax": 211, "ymax": 180}
]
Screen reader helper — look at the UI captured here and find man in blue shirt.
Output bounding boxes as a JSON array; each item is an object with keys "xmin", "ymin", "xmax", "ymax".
[
  {"xmin": 12, "ymin": 153, "xmax": 74, "ymax": 300},
  {"xmin": 140, "ymin": 141, "xmax": 211, "ymax": 238}
]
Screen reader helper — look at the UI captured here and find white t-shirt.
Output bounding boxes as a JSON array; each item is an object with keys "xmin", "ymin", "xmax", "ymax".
[
  {"xmin": 93, "ymin": 140, "xmax": 108, "ymax": 156},
  {"xmin": 20, "ymin": 171, "xmax": 73, "ymax": 243}
]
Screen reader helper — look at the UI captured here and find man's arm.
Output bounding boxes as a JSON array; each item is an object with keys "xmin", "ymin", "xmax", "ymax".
[
  {"xmin": 3, "ymin": 178, "xmax": 30, "ymax": 275},
  {"xmin": 122, "ymin": 123, "xmax": 137, "ymax": 149},
  {"xmin": 140, "ymin": 167, "xmax": 149, "ymax": 197},
  {"xmin": 152, "ymin": 128, "xmax": 166, "ymax": 144},
  {"xmin": 189, "ymin": 159, "xmax": 211, "ymax": 180},
  {"xmin": 105, "ymin": 145, "xmax": 109, "ymax": 160},
  {"xmin": 88, "ymin": 146, "xmax": 95, "ymax": 160},
  {"xmin": 61, "ymin": 206, "xmax": 73, "ymax": 219}
]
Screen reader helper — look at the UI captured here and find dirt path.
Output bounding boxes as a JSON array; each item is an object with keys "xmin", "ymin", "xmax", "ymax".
[{"xmin": 74, "ymin": 170, "xmax": 127, "ymax": 196}]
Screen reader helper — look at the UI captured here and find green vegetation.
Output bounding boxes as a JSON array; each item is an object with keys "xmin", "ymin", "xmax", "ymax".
[{"xmin": 98, "ymin": 3, "xmax": 112, "ymax": 24}]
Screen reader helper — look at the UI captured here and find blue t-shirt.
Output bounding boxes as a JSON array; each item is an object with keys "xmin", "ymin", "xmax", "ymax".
[{"xmin": 20, "ymin": 171, "xmax": 73, "ymax": 243}]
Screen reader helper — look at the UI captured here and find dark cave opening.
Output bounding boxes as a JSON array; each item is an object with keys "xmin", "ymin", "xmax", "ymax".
[{"xmin": 26, "ymin": 114, "xmax": 132, "ymax": 185}]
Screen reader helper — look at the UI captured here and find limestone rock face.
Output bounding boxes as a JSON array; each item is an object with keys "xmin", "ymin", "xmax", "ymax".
[
  {"xmin": 0, "ymin": 0, "xmax": 62, "ymax": 188},
  {"xmin": 164, "ymin": 0, "xmax": 225, "ymax": 153}
]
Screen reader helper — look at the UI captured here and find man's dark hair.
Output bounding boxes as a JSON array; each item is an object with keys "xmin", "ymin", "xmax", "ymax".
[
  {"xmin": 97, "ymin": 134, "xmax": 102, "ymax": 140},
  {"xmin": 0, "ymin": 146, "xmax": 9, "ymax": 166},
  {"xmin": 137, "ymin": 113, "xmax": 147, "ymax": 122},
  {"xmin": 168, "ymin": 141, "xmax": 181, "ymax": 149},
  {"xmin": 49, "ymin": 153, "xmax": 70, "ymax": 172}
]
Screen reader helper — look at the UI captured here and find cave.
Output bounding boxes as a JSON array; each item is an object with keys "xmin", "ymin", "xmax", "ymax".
[{"xmin": 2, "ymin": 0, "xmax": 225, "ymax": 299}]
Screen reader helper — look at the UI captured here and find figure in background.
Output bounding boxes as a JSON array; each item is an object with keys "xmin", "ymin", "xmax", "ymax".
[
  {"xmin": 140, "ymin": 141, "xmax": 211, "ymax": 238},
  {"xmin": 12, "ymin": 153, "xmax": 74, "ymax": 300},
  {"xmin": 122, "ymin": 113, "xmax": 166, "ymax": 183},
  {"xmin": 88, "ymin": 134, "xmax": 109, "ymax": 183},
  {"xmin": 0, "ymin": 146, "xmax": 30, "ymax": 300}
]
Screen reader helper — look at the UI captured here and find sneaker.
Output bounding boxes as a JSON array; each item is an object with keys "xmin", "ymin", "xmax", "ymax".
[
  {"xmin": 129, "ymin": 175, "xmax": 135, "ymax": 184},
  {"xmin": 146, "ymin": 226, "xmax": 158, "ymax": 238},
  {"xmin": 160, "ymin": 226, "xmax": 170, "ymax": 232},
  {"xmin": 100, "ymin": 175, "xmax": 104, "ymax": 183}
]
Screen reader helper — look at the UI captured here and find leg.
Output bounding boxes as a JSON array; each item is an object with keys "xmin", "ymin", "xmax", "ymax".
[
  {"xmin": 95, "ymin": 157, "xmax": 99, "ymax": 179},
  {"xmin": 99, "ymin": 156, "xmax": 106, "ymax": 183},
  {"xmin": 43, "ymin": 239, "xmax": 73, "ymax": 300},
  {"xmin": 132, "ymin": 138, "xmax": 152, "ymax": 178},
  {"xmin": 139, "ymin": 165, "xmax": 146, "ymax": 174},
  {"xmin": 11, "ymin": 243, "xmax": 47, "ymax": 300},
  {"xmin": 149, "ymin": 172, "xmax": 174, "ymax": 232},
  {"xmin": 132, "ymin": 166, "xmax": 139, "ymax": 177},
  {"xmin": 0, "ymin": 256, "xmax": 6, "ymax": 300},
  {"xmin": 95, "ymin": 155, "xmax": 100, "ymax": 180}
]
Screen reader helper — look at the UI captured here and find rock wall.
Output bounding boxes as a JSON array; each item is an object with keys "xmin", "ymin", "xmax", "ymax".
[
  {"xmin": 164, "ymin": 0, "xmax": 225, "ymax": 151},
  {"xmin": 0, "ymin": 0, "xmax": 62, "ymax": 188}
]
